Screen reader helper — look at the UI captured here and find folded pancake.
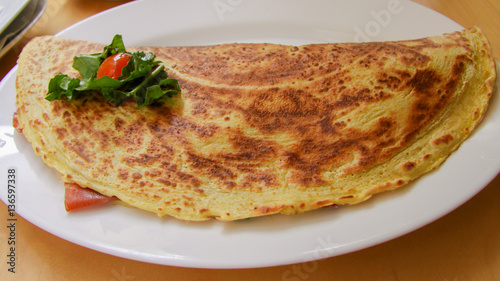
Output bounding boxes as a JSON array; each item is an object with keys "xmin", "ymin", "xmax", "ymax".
[{"xmin": 15, "ymin": 27, "xmax": 496, "ymax": 221}]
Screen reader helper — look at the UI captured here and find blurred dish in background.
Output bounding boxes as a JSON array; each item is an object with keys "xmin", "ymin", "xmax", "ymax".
[
  {"xmin": 0, "ymin": 0, "xmax": 46, "ymax": 58},
  {"xmin": 0, "ymin": 0, "xmax": 30, "ymax": 34}
]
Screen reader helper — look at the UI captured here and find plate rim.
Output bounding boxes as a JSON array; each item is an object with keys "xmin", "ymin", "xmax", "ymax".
[{"xmin": 1, "ymin": 0, "xmax": 499, "ymax": 269}]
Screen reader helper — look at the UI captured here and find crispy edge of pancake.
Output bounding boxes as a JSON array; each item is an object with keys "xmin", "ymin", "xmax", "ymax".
[{"xmin": 354, "ymin": 27, "xmax": 496, "ymax": 202}]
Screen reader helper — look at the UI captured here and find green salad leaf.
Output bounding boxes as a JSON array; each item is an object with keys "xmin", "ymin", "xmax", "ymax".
[{"xmin": 45, "ymin": 34, "xmax": 180, "ymax": 108}]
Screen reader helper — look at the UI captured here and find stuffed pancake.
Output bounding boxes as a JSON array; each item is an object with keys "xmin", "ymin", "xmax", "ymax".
[{"xmin": 15, "ymin": 27, "xmax": 496, "ymax": 221}]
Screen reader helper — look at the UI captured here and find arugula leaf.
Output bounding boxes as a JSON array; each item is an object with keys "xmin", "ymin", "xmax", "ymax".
[
  {"xmin": 120, "ymin": 51, "xmax": 157, "ymax": 81},
  {"xmin": 72, "ymin": 54, "xmax": 102, "ymax": 79},
  {"xmin": 101, "ymin": 34, "xmax": 127, "ymax": 57},
  {"xmin": 45, "ymin": 34, "xmax": 180, "ymax": 107},
  {"xmin": 45, "ymin": 74, "xmax": 82, "ymax": 101}
]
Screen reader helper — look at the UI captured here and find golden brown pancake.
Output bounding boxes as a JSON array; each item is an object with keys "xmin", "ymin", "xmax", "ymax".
[{"xmin": 15, "ymin": 27, "xmax": 496, "ymax": 221}]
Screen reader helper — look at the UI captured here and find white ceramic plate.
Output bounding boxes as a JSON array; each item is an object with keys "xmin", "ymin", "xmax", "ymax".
[
  {"xmin": 1, "ymin": 0, "xmax": 500, "ymax": 269},
  {"xmin": 0, "ymin": 0, "xmax": 30, "ymax": 35}
]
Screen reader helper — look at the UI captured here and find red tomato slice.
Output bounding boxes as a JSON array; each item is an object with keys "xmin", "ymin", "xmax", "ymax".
[
  {"xmin": 96, "ymin": 53, "xmax": 131, "ymax": 79},
  {"xmin": 64, "ymin": 182, "xmax": 117, "ymax": 211}
]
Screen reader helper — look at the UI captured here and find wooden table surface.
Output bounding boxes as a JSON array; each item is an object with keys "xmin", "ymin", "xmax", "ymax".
[{"xmin": 1, "ymin": 0, "xmax": 499, "ymax": 280}]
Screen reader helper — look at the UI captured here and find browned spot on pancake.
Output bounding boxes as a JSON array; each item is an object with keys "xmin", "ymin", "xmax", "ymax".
[
  {"xmin": 176, "ymin": 171, "xmax": 201, "ymax": 187},
  {"xmin": 377, "ymin": 74, "xmax": 403, "ymax": 90},
  {"xmin": 193, "ymin": 188, "xmax": 204, "ymax": 194},
  {"xmin": 51, "ymin": 101, "xmax": 67, "ymax": 118},
  {"xmin": 55, "ymin": 128, "xmax": 67, "ymax": 140},
  {"xmin": 374, "ymin": 117, "xmax": 396, "ymax": 138},
  {"xmin": 283, "ymin": 151, "xmax": 319, "ymax": 173},
  {"xmin": 245, "ymin": 88, "xmax": 318, "ymax": 129},
  {"xmin": 63, "ymin": 140, "xmax": 93, "ymax": 163},
  {"xmin": 191, "ymin": 101, "xmax": 208, "ymax": 115},
  {"xmin": 166, "ymin": 115, "xmax": 219, "ymax": 138},
  {"xmin": 62, "ymin": 111, "xmax": 71, "ymax": 119},
  {"xmin": 221, "ymin": 134, "xmax": 277, "ymax": 163},
  {"xmin": 403, "ymin": 161, "xmax": 416, "ymax": 171},
  {"xmin": 257, "ymin": 205, "xmax": 283, "ymax": 214},
  {"xmin": 240, "ymin": 87, "xmax": 379, "ymax": 136},
  {"xmin": 157, "ymin": 178, "xmax": 176, "ymax": 187},
  {"xmin": 444, "ymin": 55, "xmax": 469, "ymax": 97},
  {"xmin": 299, "ymin": 175, "xmax": 327, "ymax": 187},
  {"xmin": 242, "ymin": 172, "xmax": 277, "ymax": 188},
  {"xmin": 29, "ymin": 119, "xmax": 43, "ymax": 130},
  {"xmin": 433, "ymin": 134, "xmax": 454, "ymax": 145},
  {"xmin": 91, "ymin": 130, "xmax": 111, "ymax": 151},
  {"xmin": 407, "ymin": 69, "xmax": 441, "ymax": 94},
  {"xmin": 42, "ymin": 113, "xmax": 50, "ymax": 121},
  {"xmin": 285, "ymin": 116, "xmax": 401, "ymax": 180},
  {"xmin": 118, "ymin": 170, "xmax": 128, "ymax": 180},
  {"xmin": 316, "ymin": 199, "xmax": 332, "ymax": 206},
  {"xmin": 125, "ymin": 154, "xmax": 162, "ymax": 165},
  {"xmin": 401, "ymin": 60, "xmax": 464, "ymax": 147},
  {"xmin": 114, "ymin": 117, "xmax": 125, "ymax": 130},
  {"xmin": 187, "ymin": 152, "xmax": 235, "ymax": 180}
]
